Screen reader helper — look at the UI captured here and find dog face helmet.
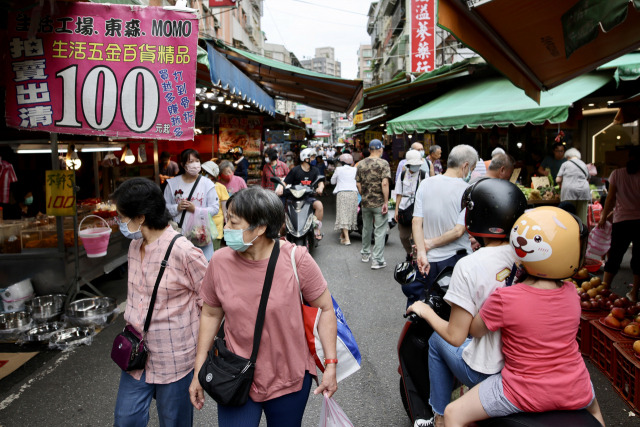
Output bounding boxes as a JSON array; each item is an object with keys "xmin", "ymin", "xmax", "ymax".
[{"xmin": 510, "ymin": 206, "xmax": 587, "ymax": 279}]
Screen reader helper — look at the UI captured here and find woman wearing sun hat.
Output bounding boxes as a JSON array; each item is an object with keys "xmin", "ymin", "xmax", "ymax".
[{"xmin": 394, "ymin": 149, "xmax": 427, "ymax": 261}]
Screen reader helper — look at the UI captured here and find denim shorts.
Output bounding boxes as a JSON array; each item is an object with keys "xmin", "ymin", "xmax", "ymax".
[{"xmin": 478, "ymin": 374, "xmax": 522, "ymax": 417}]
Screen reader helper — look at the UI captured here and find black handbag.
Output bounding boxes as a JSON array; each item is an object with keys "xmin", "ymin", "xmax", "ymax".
[
  {"xmin": 110, "ymin": 234, "xmax": 181, "ymax": 371},
  {"xmin": 198, "ymin": 241, "xmax": 280, "ymax": 406}
]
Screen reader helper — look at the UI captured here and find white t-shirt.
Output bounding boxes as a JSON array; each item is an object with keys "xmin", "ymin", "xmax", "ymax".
[
  {"xmin": 331, "ymin": 165, "xmax": 358, "ymax": 194},
  {"xmin": 444, "ymin": 244, "xmax": 516, "ymax": 374},
  {"xmin": 394, "ymin": 169, "xmax": 424, "ymax": 210},
  {"xmin": 413, "ymin": 175, "xmax": 471, "ymax": 262},
  {"xmin": 164, "ymin": 175, "xmax": 219, "ymax": 225}
]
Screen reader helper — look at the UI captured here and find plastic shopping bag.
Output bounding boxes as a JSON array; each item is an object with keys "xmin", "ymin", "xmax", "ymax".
[
  {"xmin": 184, "ymin": 208, "xmax": 212, "ymax": 247},
  {"xmin": 319, "ymin": 395, "xmax": 354, "ymax": 427},
  {"xmin": 585, "ymin": 221, "xmax": 611, "ymax": 261}
]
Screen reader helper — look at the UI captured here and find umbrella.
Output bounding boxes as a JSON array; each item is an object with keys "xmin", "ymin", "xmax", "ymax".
[{"xmin": 438, "ymin": 0, "xmax": 640, "ymax": 103}]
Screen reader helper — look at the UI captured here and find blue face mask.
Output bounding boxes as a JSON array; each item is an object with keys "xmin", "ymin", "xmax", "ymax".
[
  {"xmin": 224, "ymin": 228, "xmax": 258, "ymax": 252},
  {"xmin": 119, "ymin": 219, "xmax": 143, "ymax": 240},
  {"xmin": 463, "ymin": 165, "xmax": 473, "ymax": 183},
  {"xmin": 24, "ymin": 196, "xmax": 33, "ymax": 205}
]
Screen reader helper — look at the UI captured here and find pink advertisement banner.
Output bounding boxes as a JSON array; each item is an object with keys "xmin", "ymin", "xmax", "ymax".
[
  {"xmin": 5, "ymin": 2, "xmax": 199, "ymax": 140},
  {"xmin": 410, "ymin": 0, "xmax": 436, "ymax": 73}
]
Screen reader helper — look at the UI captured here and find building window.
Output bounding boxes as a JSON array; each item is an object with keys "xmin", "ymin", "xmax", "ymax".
[
  {"xmin": 366, "ymin": 60, "xmax": 372, "ymax": 66},
  {"xmin": 363, "ymin": 49, "xmax": 373, "ymax": 58}
]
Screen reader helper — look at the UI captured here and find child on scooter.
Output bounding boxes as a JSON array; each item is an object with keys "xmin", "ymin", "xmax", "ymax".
[{"xmin": 444, "ymin": 207, "xmax": 605, "ymax": 427}]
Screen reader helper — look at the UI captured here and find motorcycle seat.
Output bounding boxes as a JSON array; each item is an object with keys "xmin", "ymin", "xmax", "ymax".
[{"xmin": 477, "ymin": 409, "xmax": 601, "ymax": 426}]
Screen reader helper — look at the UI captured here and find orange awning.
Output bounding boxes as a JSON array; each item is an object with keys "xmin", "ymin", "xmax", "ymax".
[{"xmin": 438, "ymin": 0, "xmax": 640, "ymax": 103}]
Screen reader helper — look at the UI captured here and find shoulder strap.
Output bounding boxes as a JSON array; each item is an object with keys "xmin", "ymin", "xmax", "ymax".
[
  {"xmin": 177, "ymin": 175, "xmax": 202, "ymax": 229},
  {"xmin": 505, "ymin": 263, "xmax": 517, "ymax": 287},
  {"xmin": 143, "ymin": 234, "xmax": 181, "ymax": 333},
  {"xmin": 400, "ymin": 170, "xmax": 406, "ymax": 192},
  {"xmin": 569, "ymin": 160, "xmax": 589, "ymax": 180},
  {"xmin": 248, "ymin": 241, "xmax": 280, "ymax": 363}
]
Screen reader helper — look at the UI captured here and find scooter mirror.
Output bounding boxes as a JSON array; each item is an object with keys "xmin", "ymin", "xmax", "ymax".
[{"xmin": 310, "ymin": 175, "xmax": 325, "ymax": 188}]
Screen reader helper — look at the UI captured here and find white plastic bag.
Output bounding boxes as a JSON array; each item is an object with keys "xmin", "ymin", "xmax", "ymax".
[
  {"xmin": 184, "ymin": 208, "xmax": 212, "ymax": 247},
  {"xmin": 319, "ymin": 395, "xmax": 354, "ymax": 427},
  {"xmin": 585, "ymin": 222, "xmax": 611, "ymax": 260}
]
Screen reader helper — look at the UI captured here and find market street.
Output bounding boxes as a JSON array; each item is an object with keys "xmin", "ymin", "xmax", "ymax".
[{"xmin": 0, "ymin": 195, "xmax": 637, "ymax": 426}]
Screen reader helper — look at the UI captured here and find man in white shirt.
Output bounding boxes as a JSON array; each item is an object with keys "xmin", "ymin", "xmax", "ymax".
[
  {"xmin": 396, "ymin": 142, "xmax": 431, "ymax": 183},
  {"xmin": 408, "ymin": 145, "xmax": 477, "ymax": 305}
]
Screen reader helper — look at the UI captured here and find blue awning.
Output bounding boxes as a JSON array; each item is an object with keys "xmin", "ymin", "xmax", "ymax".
[{"xmin": 206, "ymin": 42, "xmax": 275, "ymax": 116}]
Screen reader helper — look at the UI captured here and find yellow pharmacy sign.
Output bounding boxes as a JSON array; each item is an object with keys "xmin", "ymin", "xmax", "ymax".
[{"xmin": 46, "ymin": 170, "xmax": 76, "ymax": 216}]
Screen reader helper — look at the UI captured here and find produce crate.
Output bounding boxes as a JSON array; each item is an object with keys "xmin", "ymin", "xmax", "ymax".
[
  {"xmin": 589, "ymin": 319, "xmax": 632, "ymax": 380},
  {"xmin": 612, "ymin": 342, "xmax": 640, "ymax": 415},
  {"xmin": 578, "ymin": 312, "xmax": 604, "ymax": 355}
]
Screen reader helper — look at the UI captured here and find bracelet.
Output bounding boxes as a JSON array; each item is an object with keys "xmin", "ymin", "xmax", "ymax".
[{"xmin": 324, "ymin": 358, "xmax": 338, "ymax": 365}]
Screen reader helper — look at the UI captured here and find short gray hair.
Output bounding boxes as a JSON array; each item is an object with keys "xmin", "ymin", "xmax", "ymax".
[
  {"xmin": 447, "ymin": 144, "xmax": 478, "ymax": 169},
  {"xmin": 565, "ymin": 148, "xmax": 581, "ymax": 159},
  {"xmin": 429, "ymin": 145, "xmax": 441, "ymax": 154},
  {"xmin": 488, "ymin": 153, "xmax": 514, "ymax": 171},
  {"xmin": 491, "ymin": 147, "xmax": 506, "ymax": 157},
  {"xmin": 227, "ymin": 186, "xmax": 284, "ymax": 239},
  {"xmin": 219, "ymin": 160, "xmax": 235, "ymax": 173}
]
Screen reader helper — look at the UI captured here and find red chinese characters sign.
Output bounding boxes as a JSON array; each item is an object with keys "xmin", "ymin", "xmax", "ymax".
[
  {"xmin": 5, "ymin": 2, "xmax": 199, "ymax": 140},
  {"xmin": 209, "ymin": 0, "xmax": 238, "ymax": 7},
  {"xmin": 410, "ymin": 0, "xmax": 436, "ymax": 73}
]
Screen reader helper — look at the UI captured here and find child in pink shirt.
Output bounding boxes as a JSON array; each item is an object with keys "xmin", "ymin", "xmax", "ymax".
[{"xmin": 443, "ymin": 207, "xmax": 605, "ymax": 427}]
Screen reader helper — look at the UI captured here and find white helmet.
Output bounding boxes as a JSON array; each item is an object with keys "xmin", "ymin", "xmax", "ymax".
[{"xmin": 300, "ymin": 147, "xmax": 317, "ymax": 162}]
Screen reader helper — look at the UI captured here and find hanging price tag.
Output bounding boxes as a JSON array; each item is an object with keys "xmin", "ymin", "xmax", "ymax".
[{"xmin": 46, "ymin": 170, "xmax": 76, "ymax": 216}]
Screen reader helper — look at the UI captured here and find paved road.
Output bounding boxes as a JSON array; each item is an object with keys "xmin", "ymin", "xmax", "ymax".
[{"xmin": 0, "ymin": 193, "xmax": 637, "ymax": 426}]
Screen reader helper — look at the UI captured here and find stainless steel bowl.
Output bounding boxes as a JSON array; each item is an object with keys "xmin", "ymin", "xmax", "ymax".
[
  {"xmin": 66, "ymin": 297, "xmax": 116, "ymax": 318},
  {"xmin": 0, "ymin": 311, "xmax": 32, "ymax": 330},
  {"xmin": 26, "ymin": 294, "xmax": 66, "ymax": 319},
  {"xmin": 23, "ymin": 322, "xmax": 67, "ymax": 342},
  {"xmin": 49, "ymin": 326, "xmax": 95, "ymax": 347}
]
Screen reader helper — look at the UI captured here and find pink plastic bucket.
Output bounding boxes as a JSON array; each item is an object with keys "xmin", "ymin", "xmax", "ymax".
[{"xmin": 79, "ymin": 215, "xmax": 112, "ymax": 258}]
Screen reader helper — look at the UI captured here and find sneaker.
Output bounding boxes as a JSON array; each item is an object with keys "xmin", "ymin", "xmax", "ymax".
[
  {"xmin": 414, "ymin": 418, "xmax": 434, "ymax": 427},
  {"xmin": 361, "ymin": 254, "xmax": 371, "ymax": 263},
  {"xmin": 371, "ymin": 261, "xmax": 387, "ymax": 270}
]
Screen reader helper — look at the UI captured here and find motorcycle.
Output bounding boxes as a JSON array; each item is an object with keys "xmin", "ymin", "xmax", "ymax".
[
  {"xmin": 271, "ymin": 176, "xmax": 324, "ymax": 252},
  {"xmin": 397, "ymin": 267, "xmax": 601, "ymax": 427}
]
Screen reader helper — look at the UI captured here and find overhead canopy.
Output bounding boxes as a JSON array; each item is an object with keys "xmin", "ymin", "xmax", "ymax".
[
  {"xmin": 354, "ymin": 57, "xmax": 486, "ymax": 113},
  {"xmin": 206, "ymin": 43, "xmax": 276, "ymax": 115},
  {"xmin": 211, "ymin": 42, "xmax": 363, "ymax": 114},
  {"xmin": 438, "ymin": 0, "xmax": 640, "ymax": 103},
  {"xmin": 386, "ymin": 73, "xmax": 610, "ymax": 135}
]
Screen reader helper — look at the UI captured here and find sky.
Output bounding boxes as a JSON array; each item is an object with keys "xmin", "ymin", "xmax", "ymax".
[{"xmin": 260, "ymin": 0, "xmax": 372, "ymax": 79}]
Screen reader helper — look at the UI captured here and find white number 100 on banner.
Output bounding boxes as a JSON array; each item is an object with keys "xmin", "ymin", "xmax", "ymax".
[{"xmin": 55, "ymin": 65, "xmax": 159, "ymax": 133}]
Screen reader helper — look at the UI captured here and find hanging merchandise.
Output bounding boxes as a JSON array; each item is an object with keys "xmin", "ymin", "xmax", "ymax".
[
  {"xmin": 101, "ymin": 152, "xmax": 120, "ymax": 167},
  {"xmin": 137, "ymin": 144, "xmax": 148, "ymax": 163},
  {"xmin": 0, "ymin": 157, "xmax": 18, "ymax": 204}
]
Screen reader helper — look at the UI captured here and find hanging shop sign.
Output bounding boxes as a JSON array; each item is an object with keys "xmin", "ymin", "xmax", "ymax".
[
  {"xmin": 5, "ymin": 2, "xmax": 199, "ymax": 140},
  {"xmin": 300, "ymin": 117, "xmax": 312, "ymax": 124},
  {"xmin": 218, "ymin": 114, "xmax": 263, "ymax": 154},
  {"xmin": 45, "ymin": 170, "xmax": 76, "ymax": 216},
  {"xmin": 410, "ymin": 0, "xmax": 436, "ymax": 73},
  {"xmin": 288, "ymin": 129, "xmax": 306, "ymax": 141},
  {"xmin": 364, "ymin": 131, "xmax": 384, "ymax": 144},
  {"xmin": 353, "ymin": 112, "xmax": 364, "ymax": 125},
  {"xmin": 265, "ymin": 130, "xmax": 285, "ymax": 144},
  {"xmin": 209, "ymin": 0, "xmax": 238, "ymax": 7}
]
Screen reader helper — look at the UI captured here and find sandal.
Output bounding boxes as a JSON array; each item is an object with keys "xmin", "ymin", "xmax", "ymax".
[{"xmin": 315, "ymin": 230, "xmax": 324, "ymax": 240}]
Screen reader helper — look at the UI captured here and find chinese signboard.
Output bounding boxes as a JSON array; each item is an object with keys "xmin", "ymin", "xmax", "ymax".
[
  {"xmin": 364, "ymin": 130, "xmax": 383, "ymax": 144},
  {"xmin": 209, "ymin": 0, "xmax": 238, "ymax": 7},
  {"xmin": 5, "ymin": 2, "xmax": 199, "ymax": 140},
  {"xmin": 46, "ymin": 170, "xmax": 75, "ymax": 216},
  {"xmin": 288, "ymin": 129, "xmax": 306, "ymax": 141},
  {"xmin": 265, "ymin": 130, "xmax": 285, "ymax": 144},
  {"xmin": 353, "ymin": 112, "xmax": 363, "ymax": 125},
  {"xmin": 410, "ymin": 0, "xmax": 436, "ymax": 73},
  {"xmin": 300, "ymin": 117, "xmax": 312, "ymax": 124},
  {"xmin": 218, "ymin": 114, "xmax": 263, "ymax": 154}
]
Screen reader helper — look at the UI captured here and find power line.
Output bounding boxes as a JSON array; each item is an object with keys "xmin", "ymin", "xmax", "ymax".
[{"xmin": 291, "ymin": 0, "xmax": 368, "ymax": 16}]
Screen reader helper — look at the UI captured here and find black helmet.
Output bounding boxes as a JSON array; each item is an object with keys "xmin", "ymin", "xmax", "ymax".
[
  {"xmin": 230, "ymin": 147, "xmax": 243, "ymax": 155},
  {"xmin": 461, "ymin": 178, "xmax": 527, "ymax": 239},
  {"xmin": 394, "ymin": 262, "xmax": 416, "ymax": 285}
]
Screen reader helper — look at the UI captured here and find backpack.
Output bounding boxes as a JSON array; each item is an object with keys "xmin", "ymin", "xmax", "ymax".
[{"xmin": 397, "ymin": 169, "xmax": 426, "ymax": 226}]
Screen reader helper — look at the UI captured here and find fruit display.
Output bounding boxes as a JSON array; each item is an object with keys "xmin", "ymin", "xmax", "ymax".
[
  {"xmin": 517, "ymin": 174, "xmax": 560, "ymax": 202},
  {"xmin": 573, "ymin": 275, "xmax": 613, "ymax": 311},
  {"xmin": 599, "ymin": 297, "xmax": 640, "ymax": 332}
]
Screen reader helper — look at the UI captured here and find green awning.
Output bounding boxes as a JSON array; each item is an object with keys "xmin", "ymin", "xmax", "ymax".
[
  {"xmin": 598, "ymin": 52, "xmax": 640, "ymax": 84},
  {"xmin": 386, "ymin": 73, "xmax": 611, "ymax": 135},
  {"xmin": 345, "ymin": 125, "xmax": 370, "ymax": 136}
]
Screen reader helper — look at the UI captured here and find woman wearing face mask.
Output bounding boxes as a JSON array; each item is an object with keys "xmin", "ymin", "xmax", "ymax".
[
  {"xmin": 111, "ymin": 178, "xmax": 208, "ymax": 427},
  {"xmin": 261, "ymin": 148, "xmax": 290, "ymax": 191},
  {"xmin": 218, "ymin": 160, "xmax": 247, "ymax": 196},
  {"xmin": 164, "ymin": 149, "xmax": 219, "ymax": 261},
  {"xmin": 189, "ymin": 186, "xmax": 338, "ymax": 427},
  {"xmin": 394, "ymin": 150, "xmax": 427, "ymax": 261},
  {"xmin": 6, "ymin": 187, "xmax": 41, "ymax": 219}
]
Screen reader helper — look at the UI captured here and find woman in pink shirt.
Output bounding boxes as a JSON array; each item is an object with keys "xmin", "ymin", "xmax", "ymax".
[
  {"xmin": 599, "ymin": 146, "xmax": 640, "ymax": 302},
  {"xmin": 189, "ymin": 186, "xmax": 338, "ymax": 426},
  {"xmin": 218, "ymin": 159, "xmax": 248, "ymax": 196},
  {"xmin": 111, "ymin": 178, "xmax": 208, "ymax": 427},
  {"xmin": 443, "ymin": 207, "xmax": 604, "ymax": 427}
]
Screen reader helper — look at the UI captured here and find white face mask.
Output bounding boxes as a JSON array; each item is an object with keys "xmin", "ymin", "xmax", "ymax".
[{"xmin": 185, "ymin": 161, "xmax": 201, "ymax": 176}]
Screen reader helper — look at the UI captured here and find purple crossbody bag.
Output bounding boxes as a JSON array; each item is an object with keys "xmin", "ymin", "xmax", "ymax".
[{"xmin": 111, "ymin": 235, "xmax": 181, "ymax": 371}]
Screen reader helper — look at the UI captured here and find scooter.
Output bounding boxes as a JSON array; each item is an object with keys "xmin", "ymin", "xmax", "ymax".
[
  {"xmin": 271, "ymin": 176, "xmax": 324, "ymax": 253},
  {"xmin": 397, "ymin": 267, "xmax": 601, "ymax": 426}
]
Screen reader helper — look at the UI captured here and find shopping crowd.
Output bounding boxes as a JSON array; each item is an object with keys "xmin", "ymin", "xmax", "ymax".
[{"xmin": 105, "ymin": 139, "xmax": 637, "ymax": 427}]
